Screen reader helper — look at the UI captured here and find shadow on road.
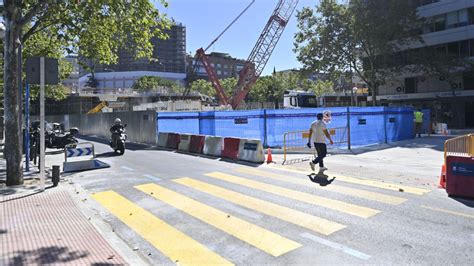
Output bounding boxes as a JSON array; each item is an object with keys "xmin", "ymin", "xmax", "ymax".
[
  {"xmin": 308, "ymin": 170, "xmax": 336, "ymax": 186},
  {"xmin": 451, "ymin": 197, "xmax": 474, "ymax": 208},
  {"xmin": 78, "ymin": 135, "xmax": 155, "ymax": 151},
  {"xmin": 95, "ymin": 151, "xmax": 120, "ymax": 158}
]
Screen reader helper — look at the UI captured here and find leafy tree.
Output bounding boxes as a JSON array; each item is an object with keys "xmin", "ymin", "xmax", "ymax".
[
  {"xmin": 2, "ymin": 1, "xmax": 171, "ymax": 185},
  {"xmin": 220, "ymin": 77, "xmax": 238, "ymax": 96},
  {"xmin": 294, "ymin": 0, "xmax": 421, "ymax": 106},
  {"xmin": 132, "ymin": 76, "xmax": 176, "ymax": 92},
  {"xmin": 189, "ymin": 79, "xmax": 214, "ymax": 97},
  {"xmin": 308, "ymin": 80, "xmax": 334, "ymax": 97},
  {"xmin": 23, "ymin": 28, "xmax": 72, "ymax": 100}
]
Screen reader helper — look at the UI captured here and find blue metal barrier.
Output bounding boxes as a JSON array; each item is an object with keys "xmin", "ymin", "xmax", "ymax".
[{"xmin": 156, "ymin": 107, "xmax": 416, "ymax": 148}]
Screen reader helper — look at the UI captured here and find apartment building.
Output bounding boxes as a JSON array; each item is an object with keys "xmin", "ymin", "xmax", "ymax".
[
  {"xmin": 80, "ymin": 23, "xmax": 187, "ymax": 90},
  {"xmin": 186, "ymin": 52, "xmax": 246, "ymax": 84},
  {"xmin": 374, "ymin": 0, "xmax": 474, "ymax": 128}
]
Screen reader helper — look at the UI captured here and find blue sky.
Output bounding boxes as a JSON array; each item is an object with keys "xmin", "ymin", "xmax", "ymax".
[{"xmin": 158, "ymin": 0, "xmax": 318, "ymax": 76}]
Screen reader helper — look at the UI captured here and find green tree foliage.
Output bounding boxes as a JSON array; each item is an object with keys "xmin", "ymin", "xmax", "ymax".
[
  {"xmin": 249, "ymin": 70, "xmax": 332, "ymax": 108},
  {"xmin": 188, "ymin": 77, "xmax": 237, "ymax": 100},
  {"xmin": 132, "ymin": 76, "xmax": 177, "ymax": 92},
  {"xmin": 308, "ymin": 80, "xmax": 334, "ymax": 97},
  {"xmin": 23, "ymin": 28, "xmax": 72, "ymax": 100},
  {"xmin": 220, "ymin": 77, "xmax": 238, "ymax": 96},
  {"xmin": 2, "ymin": 0, "xmax": 171, "ymax": 185},
  {"xmin": 294, "ymin": 0, "xmax": 421, "ymax": 105},
  {"xmin": 189, "ymin": 79, "xmax": 214, "ymax": 97}
]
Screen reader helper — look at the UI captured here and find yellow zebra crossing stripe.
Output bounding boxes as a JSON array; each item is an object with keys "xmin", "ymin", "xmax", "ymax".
[
  {"xmin": 92, "ymin": 191, "xmax": 233, "ymax": 265},
  {"xmin": 205, "ymin": 172, "xmax": 379, "ymax": 218},
  {"xmin": 236, "ymin": 167, "xmax": 407, "ymax": 205},
  {"xmin": 173, "ymin": 177, "xmax": 346, "ymax": 236},
  {"xmin": 265, "ymin": 165, "xmax": 431, "ymax": 195},
  {"xmin": 135, "ymin": 183, "xmax": 301, "ymax": 257}
]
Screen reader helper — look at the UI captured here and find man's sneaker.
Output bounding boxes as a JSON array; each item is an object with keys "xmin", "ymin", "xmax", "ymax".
[
  {"xmin": 309, "ymin": 161, "xmax": 315, "ymax": 171},
  {"xmin": 320, "ymin": 166, "xmax": 328, "ymax": 171}
]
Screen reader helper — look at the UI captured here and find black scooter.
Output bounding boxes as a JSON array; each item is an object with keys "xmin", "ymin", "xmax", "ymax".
[
  {"xmin": 46, "ymin": 127, "xmax": 79, "ymax": 149},
  {"xmin": 110, "ymin": 124, "xmax": 127, "ymax": 155}
]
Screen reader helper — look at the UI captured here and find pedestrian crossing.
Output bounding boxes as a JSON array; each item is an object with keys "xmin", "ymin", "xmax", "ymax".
[{"xmin": 91, "ymin": 167, "xmax": 431, "ymax": 264}]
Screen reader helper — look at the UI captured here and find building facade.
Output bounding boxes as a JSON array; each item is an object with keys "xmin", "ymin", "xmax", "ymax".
[
  {"xmin": 79, "ymin": 23, "xmax": 187, "ymax": 90},
  {"xmin": 186, "ymin": 52, "xmax": 246, "ymax": 84},
  {"xmin": 373, "ymin": 0, "xmax": 474, "ymax": 128}
]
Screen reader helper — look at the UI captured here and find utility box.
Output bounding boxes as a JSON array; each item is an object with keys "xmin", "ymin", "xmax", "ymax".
[{"xmin": 446, "ymin": 156, "xmax": 474, "ymax": 198}]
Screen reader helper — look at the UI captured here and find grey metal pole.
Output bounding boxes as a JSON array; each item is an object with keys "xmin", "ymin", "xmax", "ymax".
[
  {"xmin": 347, "ymin": 106, "xmax": 351, "ymax": 150},
  {"xmin": 39, "ymin": 57, "xmax": 45, "ymax": 190}
]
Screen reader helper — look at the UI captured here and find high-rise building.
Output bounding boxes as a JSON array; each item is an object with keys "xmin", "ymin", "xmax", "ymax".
[
  {"xmin": 373, "ymin": 0, "xmax": 474, "ymax": 128},
  {"xmin": 186, "ymin": 52, "xmax": 246, "ymax": 84},
  {"xmin": 79, "ymin": 23, "xmax": 187, "ymax": 90}
]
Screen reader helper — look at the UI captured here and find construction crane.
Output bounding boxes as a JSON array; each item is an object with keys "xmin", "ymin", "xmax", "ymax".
[
  {"xmin": 87, "ymin": 101, "xmax": 107, "ymax": 114},
  {"xmin": 188, "ymin": 0, "xmax": 299, "ymax": 109}
]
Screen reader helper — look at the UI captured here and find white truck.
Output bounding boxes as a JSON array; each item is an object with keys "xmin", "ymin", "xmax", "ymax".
[{"xmin": 283, "ymin": 90, "xmax": 319, "ymax": 109}]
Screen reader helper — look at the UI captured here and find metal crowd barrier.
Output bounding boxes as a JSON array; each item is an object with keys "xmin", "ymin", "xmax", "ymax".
[
  {"xmin": 283, "ymin": 127, "xmax": 348, "ymax": 164},
  {"xmin": 444, "ymin": 134, "xmax": 474, "ymax": 164}
]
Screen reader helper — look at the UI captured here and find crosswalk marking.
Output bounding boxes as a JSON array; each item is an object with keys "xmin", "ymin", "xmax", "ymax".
[
  {"xmin": 236, "ymin": 167, "xmax": 407, "ymax": 205},
  {"xmin": 173, "ymin": 177, "xmax": 346, "ymax": 236},
  {"xmin": 421, "ymin": 205, "xmax": 474, "ymax": 219},
  {"xmin": 265, "ymin": 165, "xmax": 431, "ymax": 195},
  {"xmin": 135, "ymin": 183, "xmax": 302, "ymax": 257},
  {"xmin": 206, "ymin": 172, "xmax": 379, "ymax": 218},
  {"xmin": 92, "ymin": 191, "xmax": 232, "ymax": 266}
]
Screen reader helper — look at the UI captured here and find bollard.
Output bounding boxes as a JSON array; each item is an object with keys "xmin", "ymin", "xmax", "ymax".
[{"xmin": 52, "ymin": 165, "xmax": 60, "ymax": 187}]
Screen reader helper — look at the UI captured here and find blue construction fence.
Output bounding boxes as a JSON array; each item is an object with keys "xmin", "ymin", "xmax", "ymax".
[{"xmin": 157, "ymin": 107, "xmax": 426, "ymax": 148}]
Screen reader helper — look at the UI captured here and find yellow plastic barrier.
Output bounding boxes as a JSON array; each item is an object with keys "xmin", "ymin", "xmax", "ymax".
[
  {"xmin": 444, "ymin": 134, "xmax": 474, "ymax": 164},
  {"xmin": 283, "ymin": 127, "xmax": 348, "ymax": 164}
]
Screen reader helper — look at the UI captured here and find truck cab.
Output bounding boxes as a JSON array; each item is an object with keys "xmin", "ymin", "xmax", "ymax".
[{"xmin": 283, "ymin": 90, "xmax": 318, "ymax": 109}]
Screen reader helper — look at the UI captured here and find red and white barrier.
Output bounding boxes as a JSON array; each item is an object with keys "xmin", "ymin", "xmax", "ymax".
[
  {"xmin": 238, "ymin": 139, "xmax": 265, "ymax": 163},
  {"xmin": 189, "ymin": 135, "xmax": 205, "ymax": 154},
  {"xmin": 166, "ymin": 133, "xmax": 181, "ymax": 149},
  {"xmin": 203, "ymin": 136, "xmax": 223, "ymax": 157},
  {"xmin": 160, "ymin": 132, "xmax": 265, "ymax": 164},
  {"xmin": 222, "ymin": 137, "xmax": 240, "ymax": 160}
]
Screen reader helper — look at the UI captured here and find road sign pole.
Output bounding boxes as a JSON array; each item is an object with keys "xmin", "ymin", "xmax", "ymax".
[
  {"xmin": 25, "ymin": 83, "xmax": 30, "ymax": 172},
  {"xmin": 39, "ymin": 57, "xmax": 45, "ymax": 191}
]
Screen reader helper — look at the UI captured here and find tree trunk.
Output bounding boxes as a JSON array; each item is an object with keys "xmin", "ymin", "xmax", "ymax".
[
  {"xmin": 371, "ymin": 85, "xmax": 377, "ymax": 106},
  {"xmin": 4, "ymin": 2, "xmax": 24, "ymax": 186}
]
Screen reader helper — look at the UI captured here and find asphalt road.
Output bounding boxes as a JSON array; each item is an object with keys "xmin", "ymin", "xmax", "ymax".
[{"xmin": 56, "ymin": 137, "xmax": 474, "ymax": 265}]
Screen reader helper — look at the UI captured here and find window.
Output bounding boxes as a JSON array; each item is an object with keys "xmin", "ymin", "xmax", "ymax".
[
  {"xmin": 447, "ymin": 42, "xmax": 459, "ymax": 57},
  {"xmin": 405, "ymin": 77, "xmax": 417, "ymax": 94},
  {"xmin": 447, "ymin": 10, "xmax": 469, "ymax": 29},
  {"xmin": 469, "ymin": 8, "xmax": 474, "ymax": 25},
  {"xmin": 471, "ymin": 39, "xmax": 474, "ymax": 57},
  {"xmin": 434, "ymin": 15, "xmax": 446, "ymax": 31},
  {"xmin": 223, "ymin": 71, "xmax": 228, "ymax": 76},
  {"xmin": 460, "ymin": 40, "xmax": 469, "ymax": 57},
  {"xmin": 290, "ymin": 97, "xmax": 296, "ymax": 107}
]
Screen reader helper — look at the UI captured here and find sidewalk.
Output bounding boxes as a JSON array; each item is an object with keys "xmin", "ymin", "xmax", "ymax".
[
  {"xmin": 267, "ymin": 135, "xmax": 449, "ymax": 188},
  {"xmin": 1, "ymin": 161, "xmax": 128, "ymax": 265}
]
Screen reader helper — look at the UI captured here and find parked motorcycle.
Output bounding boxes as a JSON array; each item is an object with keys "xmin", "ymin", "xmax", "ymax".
[
  {"xmin": 110, "ymin": 124, "xmax": 127, "ymax": 155},
  {"xmin": 46, "ymin": 126, "xmax": 79, "ymax": 149},
  {"xmin": 30, "ymin": 121, "xmax": 79, "ymax": 149}
]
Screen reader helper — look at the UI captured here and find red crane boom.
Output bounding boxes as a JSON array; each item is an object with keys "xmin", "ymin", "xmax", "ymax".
[{"xmin": 195, "ymin": 0, "xmax": 299, "ymax": 109}]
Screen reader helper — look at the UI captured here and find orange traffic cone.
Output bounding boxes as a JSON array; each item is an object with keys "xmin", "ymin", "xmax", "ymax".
[
  {"xmin": 266, "ymin": 148, "xmax": 273, "ymax": 164},
  {"xmin": 438, "ymin": 164, "xmax": 446, "ymax": 189}
]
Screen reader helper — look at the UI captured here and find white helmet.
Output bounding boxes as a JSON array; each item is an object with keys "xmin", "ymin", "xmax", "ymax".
[{"xmin": 114, "ymin": 118, "xmax": 121, "ymax": 125}]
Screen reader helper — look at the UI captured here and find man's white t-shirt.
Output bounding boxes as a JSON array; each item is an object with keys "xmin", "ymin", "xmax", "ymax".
[{"xmin": 310, "ymin": 120, "xmax": 327, "ymax": 144}]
